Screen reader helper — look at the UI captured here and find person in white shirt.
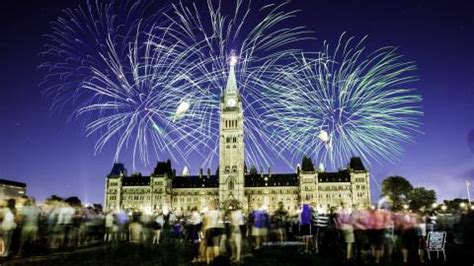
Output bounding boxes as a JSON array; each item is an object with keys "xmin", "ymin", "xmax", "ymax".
[
  {"xmin": 190, "ymin": 207, "xmax": 202, "ymax": 262},
  {"xmin": 230, "ymin": 207, "xmax": 244, "ymax": 262},
  {"xmin": 104, "ymin": 211, "xmax": 115, "ymax": 242},
  {"xmin": 152, "ymin": 213, "xmax": 164, "ymax": 245},
  {"xmin": 1, "ymin": 199, "xmax": 17, "ymax": 257},
  {"xmin": 57, "ymin": 202, "xmax": 75, "ymax": 247},
  {"xmin": 204, "ymin": 201, "xmax": 222, "ymax": 264}
]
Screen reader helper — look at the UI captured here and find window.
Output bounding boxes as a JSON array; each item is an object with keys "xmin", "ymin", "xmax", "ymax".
[{"xmin": 228, "ymin": 180, "xmax": 234, "ymax": 190}]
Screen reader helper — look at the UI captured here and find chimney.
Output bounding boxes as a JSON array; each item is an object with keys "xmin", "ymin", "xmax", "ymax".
[
  {"xmin": 268, "ymin": 167, "xmax": 272, "ymax": 178},
  {"xmin": 200, "ymin": 168, "xmax": 203, "ymax": 177},
  {"xmin": 207, "ymin": 168, "xmax": 211, "ymax": 178},
  {"xmin": 260, "ymin": 167, "xmax": 264, "ymax": 178}
]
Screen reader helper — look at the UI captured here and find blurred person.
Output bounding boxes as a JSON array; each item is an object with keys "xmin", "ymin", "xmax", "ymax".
[
  {"xmin": 310, "ymin": 202, "xmax": 319, "ymax": 254},
  {"xmin": 1, "ymin": 199, "xmax": 17, "ymax": 257},
  {"xmin": 47, "ymin": 200, "xmax": 60, "ymax": 249},
  {"xmin": 18, "ymin": 197, "xmax": 40, "ymax": 256},
  {"xmin": 337, "ymin": 203, "xmax": 354, "ymax": 261},
  {"xmin": 152, "ymin": 212, "xmax": 164, "ymax": 245},
  {"xmin": 382, "ymin": 211, "xmax": 395, "ymax": 264},
  {"xmin": 116, "ymin": 209, "xmax": 129, "ymax": 242},
  {"xmin": 170, "ymin": 217, "xmax": 185, "ymax": 243},
  {"xmin": 104, "ymin": 211, "xmax": 115, "ymax": 243},
  {"xmin": 299, "ymin": 203, "xmax": 313, "ymax": 253},
  {"xmin": 426, "ymin": 211, "xmax": 437, "ymax": 232},
  {"xmin": 190, "ymin": 207, "xmax": 202, "ymax": 262},
  {"xmin": 324, "ymin": 206, "xmax": 339, "ymax": 255},
  {"xmin": 367, "ymin": 206, "xmax": 387, "ymax": 264},
  {"xmin": 129, "ymin": 214, "xmax": 143, "ymax": 244},
  {"xmin": 204, "ymin": 201, "xmax": 223, "ymax": 264},
  {"xmin": 314, "ymin": 206, "xmax": 330, "ymax": 253},
  {"xmin": 77, "ymin": 207, "xmax": 93, "ymax": 246},
  {"xmin": 273, "ymin": 202, "xmax": 288, "ymax": 244},
  {"xmin": 417, "ymin": 212, "xmax": 427, "ymax": 264},
  {"xmin": 57, "ymin": 201, "xmax": 75, "ymax": 247},
  {"xmin": 396, "ymin": 209, "xmax": 419, "ymax": 264},
  {"xmin": 351, "ymin": 205, "xmax": 370, "ymax": 263},
  {"xmin": 229, "ymin": 206, "xmax": 244, "ymax": 262},
  {"xmin": 251, "ymin": 205, "xmax": 268, "ymax": 251},
  {"xmin": 140, "ymin": 212, "xmax": 153, "ymax": 243}
]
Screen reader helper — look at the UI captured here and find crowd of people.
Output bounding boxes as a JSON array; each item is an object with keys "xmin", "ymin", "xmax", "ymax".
[
  {"xmin": 0, "ymin": 196, "xmax": 105, "ymax": 258},
  {"xmin": 0, "ymin": 196, "xmax": 472, "ymax": 265},
  {"xmin": 94, "ymin": 201, "xmax": 444, "ymax": 265}
]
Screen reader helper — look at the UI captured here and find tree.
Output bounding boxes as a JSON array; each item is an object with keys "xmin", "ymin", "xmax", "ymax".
[
  {"xmin": 45, "ymin": 194, "xmax": 63, "ymax": 204},
  {"xmin": 443, "ymin": 198, "xmax": 470, "ymax": 213},
  {"xmin": 382, "ymin": 176, "xmax": 413, "ymax": 210},
  {"xmin": 408, "ymin": 187, "xmax": 436, "ymax": 210},
  {"xmin": 65, "ymin": 196, "xmax": 82, "ymax": 207}
]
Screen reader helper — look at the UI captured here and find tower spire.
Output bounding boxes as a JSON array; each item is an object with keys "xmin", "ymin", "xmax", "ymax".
[{"xmin": 225, "ymin": 52, "xmax": 238, "ymax": 94}]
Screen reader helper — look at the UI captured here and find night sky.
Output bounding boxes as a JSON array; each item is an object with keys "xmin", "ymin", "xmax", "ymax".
[{"xmin": 1, "ymin": 0, "xmax": 473, "ymax": 205}]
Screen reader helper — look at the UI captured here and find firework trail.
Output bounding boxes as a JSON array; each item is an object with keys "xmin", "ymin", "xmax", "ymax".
[
  {"xmin": 160, "ymin": 0, "xmax": 311, "ymax": 168},
  {"xmin": 264, "ymin": 34, "xmax": 422, "ymax": 170},
  {"xmin": 41, "ymin": 0, "xmax": 421, "ymax": 172},
  {"xmin": 40, "ymin": 0, "xmax": 215, "ymax": 168}
]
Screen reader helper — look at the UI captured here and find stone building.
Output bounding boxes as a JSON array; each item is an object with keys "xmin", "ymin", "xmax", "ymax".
[
  {"xmin": 0, "ymin": 179, "xmax": 27, "ymax": 200},
  {"xmin": 105, "ymin": 59, "xmax": 371, "ymax": 215}
]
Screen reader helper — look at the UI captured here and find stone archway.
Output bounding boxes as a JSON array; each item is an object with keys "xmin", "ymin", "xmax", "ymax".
[{"xmin": 222, "ymin": 198, "xmax": 241, "ymax": 211}]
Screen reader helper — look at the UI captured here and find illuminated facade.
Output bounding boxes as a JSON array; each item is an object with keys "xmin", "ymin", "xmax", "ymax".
[
  {"xmin": 105, "ymin": 62, "xmax": 371, "ymax": 215},
  {"xmin": 0, "ymin": 179, "xmax": 27, "ymax": 200}
]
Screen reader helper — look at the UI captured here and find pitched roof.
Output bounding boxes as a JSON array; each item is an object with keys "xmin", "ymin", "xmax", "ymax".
[
  {"xmin": 122, "ymin": 175, "xmax": 150, "ymax": 186},
  {"xmin": 318, "ymin": 170, "xmax": 350, "ymax": 182},
  {"xmin": 245, "ymin": 173, "xmax": 298, "ymax": 187},
  {"xmin": 225, "ymin": 57, "xmax": 238, "ymax": 94},
  {"xmin": 153, "ymin": 160, "xmax": 173, "ymax": 176},
  {"xmin": 172, "ymin": 175, "xmax": 219, "ymax": 188},
  {"xmin": 349, "ymin": 157, "xmax": 366, "ymax": 171},
  {"xmin": 301, "ymin": 156, "xmax": 315, "ymax": 172},
  {"xmin": 108, "ymin": 163, "xmax": 127, "ymax": 177}
]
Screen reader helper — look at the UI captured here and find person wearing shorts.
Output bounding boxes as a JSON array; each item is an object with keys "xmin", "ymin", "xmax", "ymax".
[{"xmin": 337, "ymin": 204, "xmax": 355, "ymax": 261}]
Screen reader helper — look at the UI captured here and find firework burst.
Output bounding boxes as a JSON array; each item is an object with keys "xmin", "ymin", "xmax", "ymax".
[
  {"xmin": 161, "ymin": 0, "xmax": 311, "ymax": 168},
  {"xmin": 264, "ymin": 34, "xmax": 422, "ymax": 169},
  {"xmin": 40, "ymin": 0, "xmax": 215, "ymax": 168}
]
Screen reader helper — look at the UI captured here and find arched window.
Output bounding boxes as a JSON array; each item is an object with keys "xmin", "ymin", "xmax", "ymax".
[
  {"xmin": 233, "ymin": 136, "xmax": 237, "ymax": 143},
  {"xmin": 228, "ymin": 180, "xmax": 234, "ymax": 190}
]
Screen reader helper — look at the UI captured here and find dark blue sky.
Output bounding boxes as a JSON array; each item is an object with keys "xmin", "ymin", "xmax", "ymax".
[{"xmin": 1, "ymin": 0, "xmax": 473, "ymax": 204}]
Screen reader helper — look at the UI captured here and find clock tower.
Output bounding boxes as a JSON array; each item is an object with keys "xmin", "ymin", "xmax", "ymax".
[{"xmin": 219, "ymin": 54, "xmax": 245, "ymax": 208}]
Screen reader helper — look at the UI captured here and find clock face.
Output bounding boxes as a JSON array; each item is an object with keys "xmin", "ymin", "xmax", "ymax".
[{"xmin": 227, "ymin": 98, "xmax": 236, "ymax": 107}]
